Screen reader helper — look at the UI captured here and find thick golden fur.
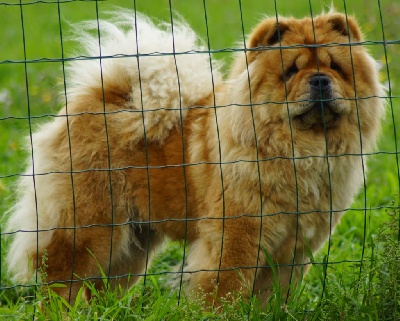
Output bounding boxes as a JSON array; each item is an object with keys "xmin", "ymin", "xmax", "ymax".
[{"xmin": 6, "ymin": 11, "xmax": 385, "ymax": 304}]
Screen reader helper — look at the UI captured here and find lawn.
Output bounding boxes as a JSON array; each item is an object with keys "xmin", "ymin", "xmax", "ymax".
[{"xmin": 0, "ymin": 0, "xmax": 399, "ymax": 320}]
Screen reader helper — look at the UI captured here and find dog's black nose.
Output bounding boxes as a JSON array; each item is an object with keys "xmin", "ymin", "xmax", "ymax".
[{"xmin": 309, "ymin": 74, "xmax": 331, "ymax": 93}]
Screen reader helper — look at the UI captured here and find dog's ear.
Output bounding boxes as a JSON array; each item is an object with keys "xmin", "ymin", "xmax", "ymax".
[
  {"xmin": 248, "ymin": 19, "xmax": 289, "ymax": 48},
  {"xmin": 327, "ymin": 13, "xmax": 363, "ymax": 42},
  {"xmin": 247, "ymin": 19, "xmax": 289, "ymax": 62}
]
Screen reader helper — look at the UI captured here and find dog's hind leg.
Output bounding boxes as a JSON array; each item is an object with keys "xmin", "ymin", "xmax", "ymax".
[{"xmin": 36, "ymin": 214, "xmax": 162, "ymax": 303}]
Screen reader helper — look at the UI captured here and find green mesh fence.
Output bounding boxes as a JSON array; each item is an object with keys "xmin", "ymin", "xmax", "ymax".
[{"xmin": 0, "ymin": 0, "xmax": 399, "ymax": 317}]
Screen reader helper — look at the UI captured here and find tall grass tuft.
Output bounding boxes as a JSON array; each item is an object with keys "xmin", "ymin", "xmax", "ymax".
[{"xmin": 310, "ymin": 199, "xmax": 400, "ymax": 321}]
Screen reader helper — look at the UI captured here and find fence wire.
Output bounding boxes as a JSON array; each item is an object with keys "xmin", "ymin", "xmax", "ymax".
[{"xmin": 0, "ymin": 0, "xmax": 399, "ymax": 314}]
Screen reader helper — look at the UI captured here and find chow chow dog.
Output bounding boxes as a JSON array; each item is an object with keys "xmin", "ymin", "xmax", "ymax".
[{"xmin": 6, "ymin": 10, "xmax": 385, "ymax": 304}]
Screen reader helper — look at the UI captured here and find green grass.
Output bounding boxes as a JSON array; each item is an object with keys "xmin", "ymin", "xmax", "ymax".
[{"xmin": 0, "ymin": 0, "xmax": 399, "ymax": 319}]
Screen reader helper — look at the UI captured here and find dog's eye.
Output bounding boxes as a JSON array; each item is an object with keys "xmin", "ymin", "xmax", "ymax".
[
  {"xmin": 330, "ymin": 60, "xmax": 342, "ymax": 74},
  {"xmin": 284, "ymin": 64, "xmax": 298, "ymax": 80}
]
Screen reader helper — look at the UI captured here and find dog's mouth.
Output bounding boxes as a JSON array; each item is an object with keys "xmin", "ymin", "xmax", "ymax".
[{"xmin": 292, "ymin": 102, "xmax": 342, "ymax": 130}]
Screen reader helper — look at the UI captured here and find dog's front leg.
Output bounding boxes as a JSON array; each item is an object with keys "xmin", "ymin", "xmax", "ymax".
[{"xmin": 184, "ymin": 214, "xmax": 264, "ymax": 305}]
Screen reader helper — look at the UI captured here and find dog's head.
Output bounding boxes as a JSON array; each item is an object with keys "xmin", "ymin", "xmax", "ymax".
[{"xmin": 227, "ymin": 12, "xmax": 385, "ymax": 155}]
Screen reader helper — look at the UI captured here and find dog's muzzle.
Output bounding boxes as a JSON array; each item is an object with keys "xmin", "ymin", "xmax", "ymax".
[{"xmin": 293, "ymin": 74, "xmax": 344, "ymax": 130}]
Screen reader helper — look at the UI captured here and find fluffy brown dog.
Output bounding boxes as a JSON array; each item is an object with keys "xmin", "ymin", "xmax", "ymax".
[{"xmin": 7, "ymin": 11, "xmax": 385, "ymax": 304}]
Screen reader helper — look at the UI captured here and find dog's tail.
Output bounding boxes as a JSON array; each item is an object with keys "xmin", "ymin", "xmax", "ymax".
[{"xmin": 66, "ymin": 11, "xmax": 222, "ymax": 141}]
